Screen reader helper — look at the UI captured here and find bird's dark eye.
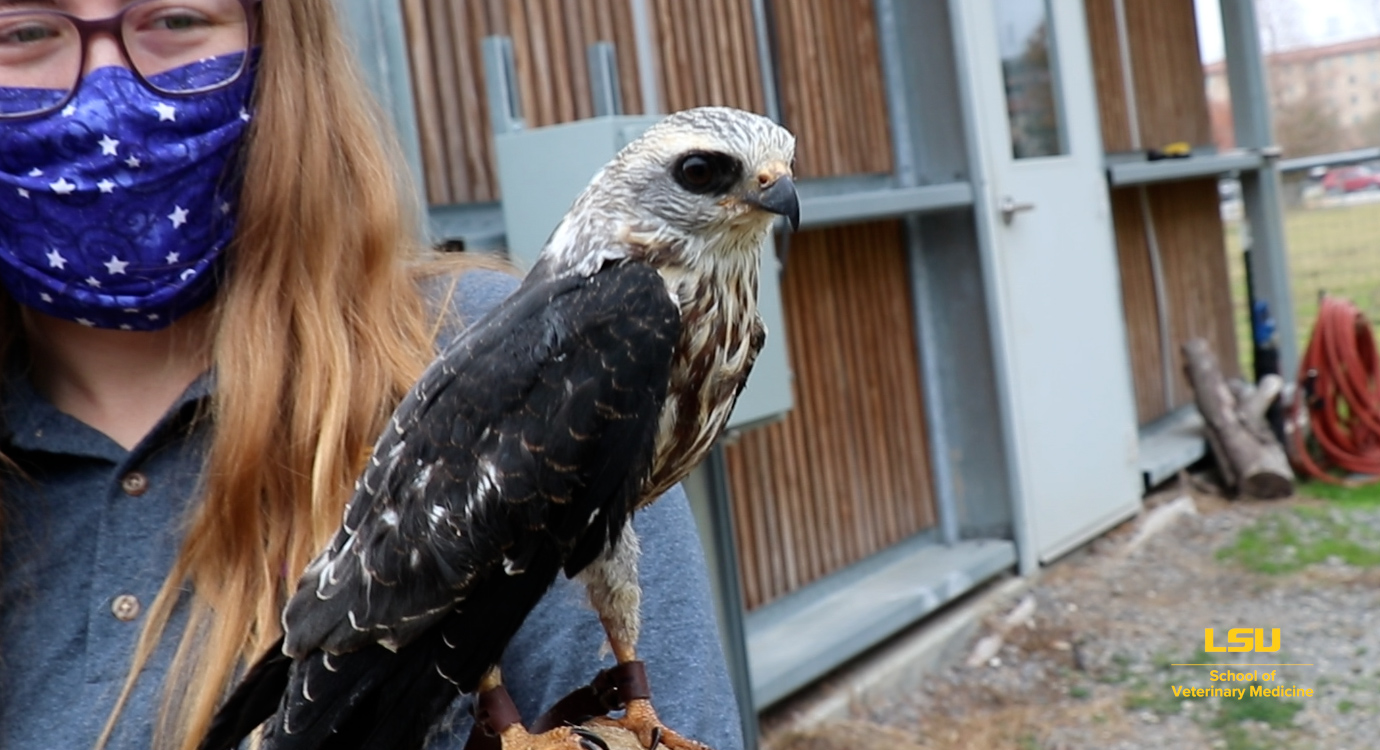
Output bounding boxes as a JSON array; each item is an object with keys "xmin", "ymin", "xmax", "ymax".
[
  {"xmin": 680, "ymin": 156, "xmax": 713, "ymax": 187},
  {"xmin": 672, "ymin": 151, "xmax": 742, "ymax": 195}
]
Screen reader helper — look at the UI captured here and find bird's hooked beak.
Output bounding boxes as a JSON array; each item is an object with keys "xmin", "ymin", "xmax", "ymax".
[{"xmin": 747, "ymin": 164, "xmax": 800, "ymax": 231}]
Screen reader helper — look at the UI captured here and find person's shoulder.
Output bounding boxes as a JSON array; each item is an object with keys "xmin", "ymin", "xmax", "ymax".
[
  {"xmin": 417, "ymin": 254, "xmax": 523, "ymax": 342},
  {"xmin": 450, "ymin": 267, "xmax": 521, "ymax": 324}
]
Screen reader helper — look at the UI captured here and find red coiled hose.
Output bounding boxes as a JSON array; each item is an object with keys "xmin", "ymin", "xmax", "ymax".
[{"xmin": 1290, "ymin": 295, "xmax": 1380, "ymax": 484}]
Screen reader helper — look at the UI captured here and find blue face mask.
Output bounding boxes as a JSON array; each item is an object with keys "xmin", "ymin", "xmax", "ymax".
[{"xmin": 0, "ymin": 55, "xmax": 254, "ymax": 331}]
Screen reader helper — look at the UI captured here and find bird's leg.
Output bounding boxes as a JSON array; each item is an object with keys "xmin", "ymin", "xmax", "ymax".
[
  {"xmin": 579, "ymin": 529, "xmax": 712, "ymax": 750},
  {"xmin": 476, "ymin": 668, "xmax": 610, "ymax": 750}
]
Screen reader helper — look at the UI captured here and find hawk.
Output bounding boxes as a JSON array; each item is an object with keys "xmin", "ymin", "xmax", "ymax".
[{"xmin": 200, "ymin": 106, "xmax": 798, "ymax": 750}]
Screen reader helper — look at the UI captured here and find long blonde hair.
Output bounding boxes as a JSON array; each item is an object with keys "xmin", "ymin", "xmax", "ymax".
[{"xmin": 4, "ymin": 1, "xmax": 495, "ymax": 747}]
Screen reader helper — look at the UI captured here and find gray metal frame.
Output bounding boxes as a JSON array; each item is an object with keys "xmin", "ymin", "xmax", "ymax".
[{"xmin": 1220, "ymin": 0, "xmax": 1299, "ymax": 378}]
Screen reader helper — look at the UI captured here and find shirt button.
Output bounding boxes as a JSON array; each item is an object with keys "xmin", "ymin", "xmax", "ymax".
[
  {"xmin": 111, "ymin": 594, "xmax": 141, "ymax": 622},
  {"xmin": 120, "ymin": 471, "xmax": 149, "ymax": 496}
]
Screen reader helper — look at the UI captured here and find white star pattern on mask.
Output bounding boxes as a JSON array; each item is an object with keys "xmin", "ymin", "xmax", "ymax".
[
  {"xmin": 155, "ymin": 103, "xmax": 177, "ymax": 122},
  {"xmin": 99, "ymin": 135, "xmax": 120, "ymax": 155},
  {"xmin": 77, "ymin": 318, "xmax": 95, "ymax": 326},
  {"xmin": 240, "ymin": 108, "xmax": 251, "ymax": 122},
  {"xmin": 105, "ymin": 256, "xmax": 129, "ymax": 275},
  {"xmin": 220, "ymin": 201, "xmax": 232, "ymax": 215},
  {"xmin": 50, "ymin": 178, "xmax": 75, "ymax": 195},
  {"xmin": 46, "ymin": 249, "xmax": 67, "ymax": 269},
  {"xmin": 120, "ymin": 324, "xmax": 133, "ymax": 330},
  {"xmin": 28, "ymin": 168, "xmax": 42, "ymax": 177},
  {"xmin": 85, "ymin": 277, "xmax": 101, "ymax": 288},
  {"xmin": 40, "ymin": 293, "xmax": 53, "ymax": 303},
  {"xmin": 126, "ymin": 155, "xmax": 142, "ymax": 168},
  {"xmin": 62, "ymin": 104, "xmax": 77, "ymax": 117},
  {"xmin": 169, "ymin": 206, "xmax": 189, "ymax": 228},
  {"xmin": 17, "ymin": 188, "xmax": 29, "ymax": 199},
  {"xmin": 97, "ymin": 179, "xmax": 116, "ymax": 193},
  {"xmin": 148, "ymin": 313, "xmax": 160, "ymax": 321},
  {"xmin": 166, "ymin": 251, "xmax": 181, "ymax": 264}
]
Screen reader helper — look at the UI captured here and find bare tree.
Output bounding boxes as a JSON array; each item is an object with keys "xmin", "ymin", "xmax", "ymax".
[
  {"xmin": 1274, "ymin": 85, "xmax": 1350, "ymax": 157},
  {"xmin": 1254, "ymin": 0, "xmax": 1354, "ymax": 155},
  {"xmin": 1256, "ymin": 0, "xmax": 1307, "ymax": 52},
  {"xmin": 1356, "ymin": 110, "xmax": 1380, "ymax": 148}
]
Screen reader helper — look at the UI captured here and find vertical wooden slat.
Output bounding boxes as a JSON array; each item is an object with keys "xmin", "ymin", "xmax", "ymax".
[
  {"xmin": 609, "ymin": 1, "xmax": 644, "ymax": 114},
  {"xmin": 726, "ymin": 222, "xmax": 938, "ymax": 610},
  {"xmin": 765, "ymin": 0, "xmax": 893, "ymax": 177},
  {"xmin": 1113, "ymin": 181, "xmax": 1241, "ymax": 424},
  {"xmin": 1084, "ymin": 0, "xmax": 1212, "ymax": 152},
  {"xmin": 426, "ymin": 0, "xmax": 467, "ymax": 203},
  {"xmin": 400, "ymin": 0, "xmax": 450, "ymax": 204},
  {"xmin": 725, "ymin": 445, "xmax": 760, "ymax": 607},
  {"xmin": 1079, "ymin": 0, "xmax": 1238, "ymax": 422}
]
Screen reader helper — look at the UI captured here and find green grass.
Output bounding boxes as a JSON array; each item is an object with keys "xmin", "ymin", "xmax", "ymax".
[
  {"xmin": 1213, "ymin": 693, "xmax": 1304, "ymax": 729},
  {"xmin": 1295, "ymin": 480, "xmax": 1380, "ymax": 507},
  {"xmin": 1208, "ymin": 693, "xmax": 1304, "ymax": 750},
  {"xmin": 1217, "ymin": 506, "xmax": 1380, "ymax": 573},
  {"xmin": 1339, "ymin": 699, "xmax": 1357, "ymax": 713},
  {"xmin": 1124, "ymin": 684, "xmax": 1190, "ymax": 715},
  {"xmin": 1218, "ymin": 725, "xmax": 1276, "ymax": 750},
  {"xmin": 1224, "ymin": 200, "xmax": 1380, "ymax": 374},
  {"xmin": 1097, "ymin": 652, "xmax": 1135, "ymax": 684}
]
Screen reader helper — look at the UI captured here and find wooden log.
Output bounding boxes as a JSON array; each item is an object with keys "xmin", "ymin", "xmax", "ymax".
[{"xmin": 1181, "ymin": 338, "xmax": 1294, "ymax": 499}]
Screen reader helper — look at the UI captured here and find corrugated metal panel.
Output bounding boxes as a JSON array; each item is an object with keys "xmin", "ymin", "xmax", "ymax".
[
  {"xmin": 1085, "ymin": 0, "xmax": 1235, "ymax": 423},
  {"xmin": 401, "ymin": 0, "xmax": 898, "ymax": 202},
  {"xmin": 770, "ymin": 0, "xmax": 893, "ymax": 177},
  {"xmin": 725, "ymin": 221, "xmax": 936, "ymax": 610},
  {"xmin": 1084, "ymin": 0, "xmax": 1212, "ymax": 152},
  {"xmin": 399, "ymin": 0, "xmax": 646, "ymax": 204},
  {"xmin": 1113, "ymin": 181, "xmax": 1241, "ymax": 424}
]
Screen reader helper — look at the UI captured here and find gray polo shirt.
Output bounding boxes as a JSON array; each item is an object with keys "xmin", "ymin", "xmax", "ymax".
[{"xmin": 0, "ymin": 270, "xmax": 744, "ymax": 750}]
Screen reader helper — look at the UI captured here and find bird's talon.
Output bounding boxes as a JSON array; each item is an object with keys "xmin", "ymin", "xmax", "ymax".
[
  {"xmin": 573, "ymin": 726, "xmax": 612, "ymax": 750},
  {"xmin": 649, "ymin": 726, "xmax": 663, "ymax": 749}
]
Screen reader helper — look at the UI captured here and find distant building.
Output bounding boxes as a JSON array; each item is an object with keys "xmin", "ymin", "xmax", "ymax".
[{"xmin": 1205, "ymin": 35, "xmax": 1380, "ymax": 150}]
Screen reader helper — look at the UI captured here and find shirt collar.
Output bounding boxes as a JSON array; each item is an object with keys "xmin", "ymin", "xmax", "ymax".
[{"xmin": 1, "ymin": 362, "xmax": 214, "ymax": 461}]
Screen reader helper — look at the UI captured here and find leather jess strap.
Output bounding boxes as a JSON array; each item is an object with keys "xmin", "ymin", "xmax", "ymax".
[{"xmin": 464, "ymin": 661, "xmax": 652, "ymax": 750}]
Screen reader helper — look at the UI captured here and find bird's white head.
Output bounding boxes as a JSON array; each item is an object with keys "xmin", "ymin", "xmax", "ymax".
[{"xmin": 542, "ymin": 107, "xmax": 797, "ymax": 276}]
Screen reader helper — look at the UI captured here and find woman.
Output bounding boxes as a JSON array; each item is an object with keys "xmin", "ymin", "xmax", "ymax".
[{"xmin": 0, "ymin": 2, "xmax": 742, "ymax": 749}]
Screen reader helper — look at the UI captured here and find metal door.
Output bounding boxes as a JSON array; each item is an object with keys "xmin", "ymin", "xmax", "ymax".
[{"xmin": 956, "ymin": 0, "xmax": 1142, "ymax": 562}]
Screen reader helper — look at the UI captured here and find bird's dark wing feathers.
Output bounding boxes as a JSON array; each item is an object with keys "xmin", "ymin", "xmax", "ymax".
[
  {"xmin": 285, "ymin": 261, "xmax": 679, "ymax": 657},
  {"xmin": 200, "ymin": 262, "xmax": 680, "ymax": 750}
]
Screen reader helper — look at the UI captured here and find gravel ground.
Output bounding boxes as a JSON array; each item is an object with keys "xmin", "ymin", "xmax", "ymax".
[{"xmin": 777, "ymin": 479, "xmax": 1380, "ymax": 750}]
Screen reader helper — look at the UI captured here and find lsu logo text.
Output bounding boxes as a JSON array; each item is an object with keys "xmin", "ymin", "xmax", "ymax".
[{"xmin": 1204, "ymin": 628, "xmax": 1281, "ymax": 653}]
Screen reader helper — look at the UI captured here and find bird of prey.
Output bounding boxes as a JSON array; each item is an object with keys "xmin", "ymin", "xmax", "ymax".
[{"xmin": 199, "ymin": 106, "xmax": 797, "ymax": 750}]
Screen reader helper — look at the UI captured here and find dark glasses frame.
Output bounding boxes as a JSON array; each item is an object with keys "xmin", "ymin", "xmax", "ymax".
[{"xmin": 0, "ymin": 0, "xmax": 258, "ymax": 119}]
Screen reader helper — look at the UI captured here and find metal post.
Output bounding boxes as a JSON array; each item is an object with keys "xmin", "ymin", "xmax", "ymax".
[
  {"xmin": 628, "ymin": 0, "xmax": 663, "ymax": 115},
  {"xmin": 873, "ymin": 0, "xmax": 961, "ymax": 546},
  {"xmin": 946, "ymin": 0, "xmax": 1037, "ymax": 575},
  {"xmin": 1219, "ymin": 0, "xmax": 1299, "ymax": 377},
  {"xmin": 872, "ymin": 0, "xmax": 919, "ymax": 186},
  {"xmin": 703, "ymin": 448, "xmax": 762, "ymax": 750},
  {"xmin": 587, "ymin": 42, "xmax": 624, "ymax": 118},
  {"xmin": 748, "ymin": 0, "xmax": 783, "ymax": 123},
  {"xmin": 336, "ymin": 0, "xmax": 428, "ymax": 224},
  {"xmin": 905, "ymin": 215, "xmax": 962, "ymax": 546},
  {"xmin": 482, "ymin": 36, "xmax": 524, "ymax": 135}
]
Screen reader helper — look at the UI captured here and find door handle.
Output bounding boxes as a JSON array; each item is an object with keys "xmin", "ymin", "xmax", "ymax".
[{"xmin": 1000, "ymin": 196, "xmax": 1036, "ymax": 225}]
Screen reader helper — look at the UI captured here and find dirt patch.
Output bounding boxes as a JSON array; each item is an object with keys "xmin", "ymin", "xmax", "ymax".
[{"xmin": 771, "ymin": 477, "xmax": 1380, "ymax": 750}]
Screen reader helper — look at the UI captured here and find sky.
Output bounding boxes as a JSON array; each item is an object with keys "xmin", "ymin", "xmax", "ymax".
[{"xmin": 1195, "ymin": 0, "xmax": 1380, "ymax": 62}]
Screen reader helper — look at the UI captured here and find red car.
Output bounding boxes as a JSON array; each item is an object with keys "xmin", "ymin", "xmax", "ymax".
[{"xmin": 1322, "ymin": 166, "xmax": 1380, "ymax": 193}]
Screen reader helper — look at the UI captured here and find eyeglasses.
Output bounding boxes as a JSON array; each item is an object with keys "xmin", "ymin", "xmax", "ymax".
[{"xmin": 0, "ymin": 0, "xmax": 256, "ymax": 119}]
